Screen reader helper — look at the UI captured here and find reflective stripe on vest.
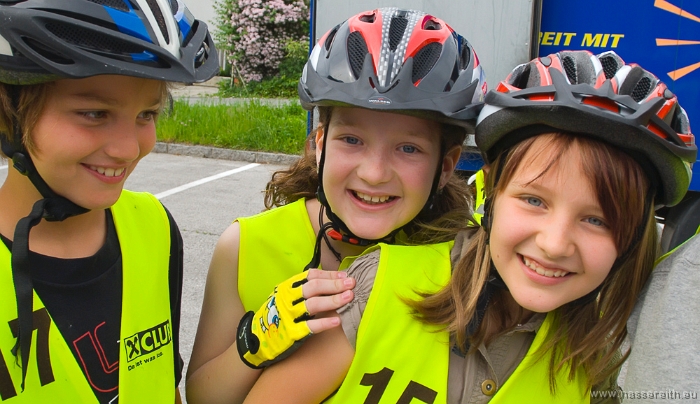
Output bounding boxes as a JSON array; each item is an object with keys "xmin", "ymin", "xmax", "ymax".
[
  {"xmin": 0, "ymin": 190, "xmax": 174, "ymax": 402},
  {"xmin": 237, "ymin": 199, "xmax": 316, "ymax": 310},
  {"xmin": 330, "ymin": 242, "xmax": 453, "ymax": 403}
]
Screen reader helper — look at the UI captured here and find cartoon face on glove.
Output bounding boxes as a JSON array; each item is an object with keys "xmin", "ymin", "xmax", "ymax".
[{"xmin": 260, "ymin": 295, "xmax": 280, "ymax": 333}]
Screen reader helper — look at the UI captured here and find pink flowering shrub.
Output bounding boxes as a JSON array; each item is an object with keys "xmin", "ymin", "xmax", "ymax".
[{"xmin": 217, "ymin": 0, "xmax": 309, "ymax": 83}]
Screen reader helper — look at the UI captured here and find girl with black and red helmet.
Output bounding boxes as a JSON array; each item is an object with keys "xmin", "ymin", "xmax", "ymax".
[
  {"xmin": 0, "ymin": 0, "xmax": 217, "ymax": 402},
  {"xmin": 325, "ymin": 50, "xmax": 693, "ymax": 402},
  {"xmin": 186, "ymin": 7, "xmax": 486, "ymax": 403}
]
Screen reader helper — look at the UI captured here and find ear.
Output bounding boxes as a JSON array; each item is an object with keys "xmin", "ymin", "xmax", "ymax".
[
  {"xmin": 481, "ymin": 164, "xmax": 491, "ymax": 176},
  {"xmin": 315, "ymin": 127, "xmax": 325, "ymax": 167},
  {"xmin": 438, "ymin": 144, "xmax": 462, "ymax": 189}
]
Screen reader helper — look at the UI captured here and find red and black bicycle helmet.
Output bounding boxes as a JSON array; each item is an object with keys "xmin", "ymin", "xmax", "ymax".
[
  {"xmin": 299, "ymin": 7, "xmax": 486, "ymax": 129},
  {"xmin": 0, "ymin": 0, "xmax": 218, "ymax": 84},
  {"xmin": 476, "ymin": 50, "xmax": 696, "ymax": 207}
]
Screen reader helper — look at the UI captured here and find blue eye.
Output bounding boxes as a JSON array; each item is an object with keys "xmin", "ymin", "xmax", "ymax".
[
  {"xmin": 401, "ymin": 145, "xmax": 417, "ymax": 153},
  {"xmin": 586, "ymin": 217, "xmax": 605, "ymax": 227},
  {"xmin": 343, "ymin": 136, "xmax": 360, "ymax": 145},
  {"xmin": 526, "ymin": 197, "xmax": 542, "ymax": 207}
]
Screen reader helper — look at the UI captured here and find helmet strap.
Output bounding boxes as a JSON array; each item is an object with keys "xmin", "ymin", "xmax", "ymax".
[{"xmin": 2, "ymin": 91, "xmax": 89, "ymax": 389}]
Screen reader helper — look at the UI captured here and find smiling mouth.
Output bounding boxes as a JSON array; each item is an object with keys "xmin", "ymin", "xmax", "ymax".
[
  {"xmin": 88, "ymin": 165, "xmax": 125, "ymax": 177},
  {"xmin": 521, "ymin": 255, "xmax": 571, "ymax": 278},
  {"xmin": 353, "ymin": 191, "xmax": 396, "ymax": 205}
]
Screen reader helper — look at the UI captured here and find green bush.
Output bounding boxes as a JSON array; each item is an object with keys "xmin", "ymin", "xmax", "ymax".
[{"xmin": 218, "ymin": 39, "xmax": 308, "ymax": 98}]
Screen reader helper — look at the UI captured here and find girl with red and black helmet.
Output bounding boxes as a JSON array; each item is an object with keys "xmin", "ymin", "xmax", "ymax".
[
  {"xmin": 186, "ymin": 7, "xmax": 486, "ymax": 403},
  {"xmin": 330, "ymin": 50, "xmax": 693, "ymax": 403},
  {"xmin": 0, "ymin": 0, "xmax": 217, "ymax": 402}
]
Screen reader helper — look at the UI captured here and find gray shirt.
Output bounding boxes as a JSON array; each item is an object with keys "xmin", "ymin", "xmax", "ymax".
[{"xmin": 624, "ymin": 234, "xmax": 700, "ymax": 402}]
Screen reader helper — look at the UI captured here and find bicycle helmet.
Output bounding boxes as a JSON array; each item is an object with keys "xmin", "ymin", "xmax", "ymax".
[
  {"xmin": 0, "ymin": 0, "xmax": 218, "ymax": 84},
  {"xmin": 299, "ymin": 7, "xmax": 486, "ymax": 129},
  {"xmin": 476, "ymin": 50, "xmax": 696, "ymax": 207},
  {"xmin": 299, "ymin": 8, "xmax": 487, "ymax": 269}
]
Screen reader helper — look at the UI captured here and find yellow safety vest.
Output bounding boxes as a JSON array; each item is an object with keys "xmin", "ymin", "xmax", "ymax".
[
  {"xmin": 237, "ymin": 199, "xmax": 316, "ymax": 310},
  {"xmin": 330, "ymin": 243, "xmax": 589, "ymax": 403},
  {"xmin": 0, "ymin": 190, "xmax": 175, "ymax": 402},
  {"xmin": 330, "ymin": 242, "xmax": 453, "ymax": 403}
]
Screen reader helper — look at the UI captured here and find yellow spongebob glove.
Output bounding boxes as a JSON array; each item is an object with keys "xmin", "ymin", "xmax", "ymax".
[{"xmin": 236, "ymin": 271, "xmax": 312, "ymax": 368}]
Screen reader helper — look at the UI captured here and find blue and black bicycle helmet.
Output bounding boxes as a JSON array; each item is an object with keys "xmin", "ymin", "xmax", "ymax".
[{"xmin": 0, "ymin": 0, "xmax": 218, "ymax": 84}]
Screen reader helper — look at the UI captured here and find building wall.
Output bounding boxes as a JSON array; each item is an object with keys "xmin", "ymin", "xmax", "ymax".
[{"xmin": 186, "ymin": 0, "xmax": 218, "ymax": 33}]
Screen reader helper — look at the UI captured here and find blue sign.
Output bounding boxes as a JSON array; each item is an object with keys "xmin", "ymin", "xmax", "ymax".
[{"xmin": 539, "ymin": 0, "xmax": 700, "ymax": 191}]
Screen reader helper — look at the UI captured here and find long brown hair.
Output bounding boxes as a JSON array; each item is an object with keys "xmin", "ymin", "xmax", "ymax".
[
  {"xmin": 409, "ymin": 132, "xmax": 658, "ymax": 390},
  {"xmin": 264, "ymin": 106, "xmax": 474, "ymax": 242}
]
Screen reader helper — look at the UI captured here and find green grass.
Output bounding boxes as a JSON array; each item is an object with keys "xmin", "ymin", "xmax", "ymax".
[{"xmin": 156, "ymin": 100, "xmax": 307, "ymax": 155}]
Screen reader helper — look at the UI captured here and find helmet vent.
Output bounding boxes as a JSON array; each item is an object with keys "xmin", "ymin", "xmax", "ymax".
[
  {"xmin": 324, "ymin": 24, "xmax": 339, "ymax": 51},
  {"xmin": 169, "ymin": 0, "xmax": 179, "ymax": 14},
  {"xmin": 23, "ymin": 37, "xmax": 73, "ymax": 65},
  {"xmin": 412, "ymin": 42, "xmax": 442, "ymax": 83},
  {"xmin": 347, "ymin": 31, "xmax": 368, "ymax": 80},
  {"xmin": 599, "ymin": 54, "xmax": 619, "ymax": 79},
  {"xmin": 631, "ymin": 77, "xmax": 652, "ymax": 102},
  {"xmin": 422, "ymin": 19, "xmax": 441, "ymax": 31},
  {"xmin": 87, "ymin": 0, "xmax": 130, "ymax": 13},
  {"xmin": 359, "ymin": 12, "xmax": 376, "ymax": 23},
  {"xmin": 46, "ymin": 22, "xmax": 147, "ymax": 58},
  {"xmin": 389, "ymin": 16, "xmax": 408, "ymax": 51},
  {"xmin": 459, "ymin": 40, "xmax": 471, "ymax": 70},
  {"xmin": 562, "ymin": 55, "xmax": 577, "ymax": 84},
  {"xmin": 145, "ymin": 0, "xmax": 169, "ymax": 43}
]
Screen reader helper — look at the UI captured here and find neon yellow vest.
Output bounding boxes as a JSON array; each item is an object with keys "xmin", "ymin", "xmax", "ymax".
[
  {"xmin": 330, "ymin": 243, "xmax": 589, "ymax": 403},
  {"xmin": 237, "ymin": 199, "xmax": 316, "ymax": 310},
  {"xmin": 0, "ymin": 190, "xmax": 175, "ymax": 402},
  {"xmin": 330, "ymin": 242, "xmax": 453, "ymax": 403}
]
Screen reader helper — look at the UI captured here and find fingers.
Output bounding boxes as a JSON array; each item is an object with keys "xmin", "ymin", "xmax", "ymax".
[
  {"xmin": 305, "ymin": 268, "xmax": 348, "ymax": 280},
  {"xmin": 307, "ymin": 315, "xmax": 342, "ymax": 334},
  {"xmin": 302, "ymin": 274, "xmax": 355, "ymax": 300},
  {"xmin": 305, "ymin": 290, "xmax": 354, "ymax": 316}
]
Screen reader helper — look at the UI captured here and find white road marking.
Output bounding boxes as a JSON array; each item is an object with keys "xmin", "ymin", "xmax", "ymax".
[{"xmin": 155, "ymin": 163, "xmax": 260, "ymax": 199}]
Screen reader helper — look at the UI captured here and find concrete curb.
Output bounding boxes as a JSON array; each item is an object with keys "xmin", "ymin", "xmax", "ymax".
[{"xmin": 153, "ymin": 142, "xmax": 300, "ymax": 165}]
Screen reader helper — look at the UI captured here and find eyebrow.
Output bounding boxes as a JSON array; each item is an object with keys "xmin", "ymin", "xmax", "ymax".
[
  {"xmin": 331, "ymin": 117, "xmax": 435, "ymax": 139},
  {"xmin": 67, "ymin": 93, "xmax": 161, "ymax": 108}
]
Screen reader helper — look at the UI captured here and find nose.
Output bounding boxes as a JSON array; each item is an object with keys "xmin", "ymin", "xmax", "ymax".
[
  {"xmin": 103, "ymin": 121, "xmax": 150, "ymax": 162},
  {"xmin": 355, "ymin": 147, "xmax": 392, "ymax": 185},
  {"xmin": 535, "ymin": 213, "xmax": 576, "ymax": 259}
]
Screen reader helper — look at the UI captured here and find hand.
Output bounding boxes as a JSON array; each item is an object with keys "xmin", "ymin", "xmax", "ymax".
[{"xmin": 236, "ymin": 270, "xmax": 354, "ymax": 368}]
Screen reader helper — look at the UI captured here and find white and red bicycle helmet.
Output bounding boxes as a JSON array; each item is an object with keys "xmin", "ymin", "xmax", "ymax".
[
  {"xmin": 476, "ymin": 50, "xmax": 696, "ymax": 207},
  {"xmin": 299, "ymin": 7, "xmax": 486, "ymax": 129}
]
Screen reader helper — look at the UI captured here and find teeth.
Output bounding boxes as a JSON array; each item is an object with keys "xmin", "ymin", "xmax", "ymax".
[
  {"xmin": 523, "ymin": 256, "xmax": 568, "ymax": 278},
  {"xmin": 355, "ymin": 191, "xmax": 392, "ymax": 204},
  {"xmin": 89, "ymin": 166, "xmax": 125, "ymax": 177}
]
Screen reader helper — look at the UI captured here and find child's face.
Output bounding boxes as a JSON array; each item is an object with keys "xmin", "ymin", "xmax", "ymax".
[
  {"xmin": 317, "ymin": 107, "xmax": 450, "ymax": 240},
  {"xmin": 28, "ymin": 75, "xmax": 163, "ymax": 210},
  {"xmin": 489, "ymin": 138, "xmax": 618, "ymax": 313}
]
